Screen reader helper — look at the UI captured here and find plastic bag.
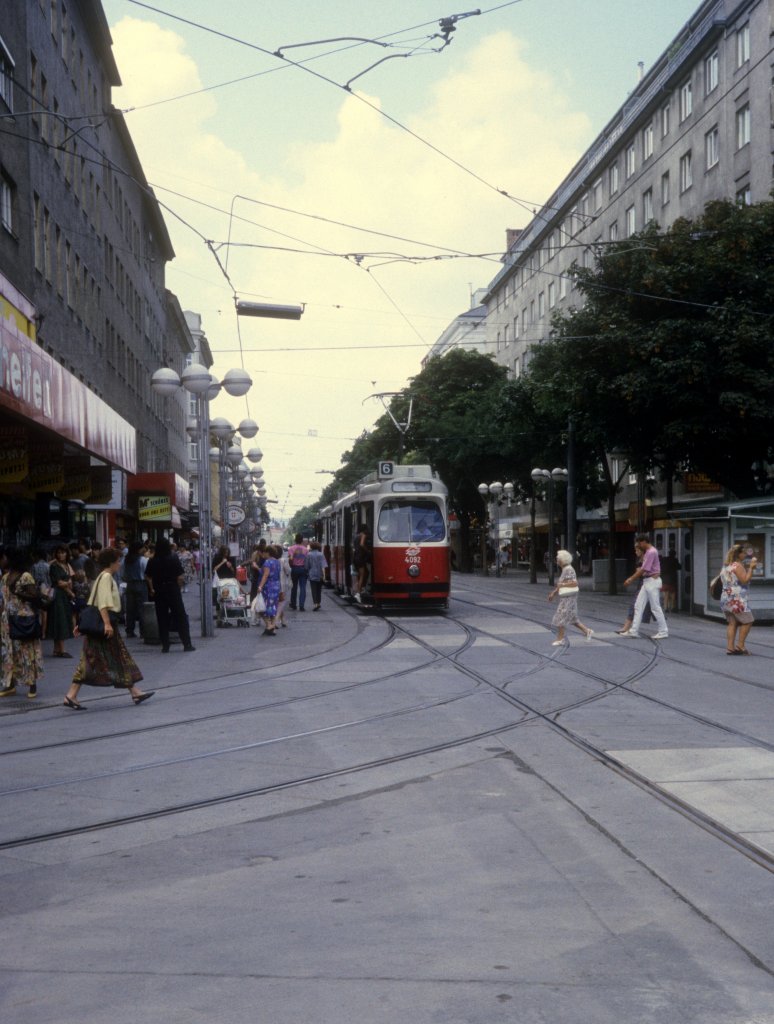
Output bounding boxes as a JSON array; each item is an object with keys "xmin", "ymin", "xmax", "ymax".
[{"xmin": 249, "ymin": 593, "xmax": 266, "ymax": 624}]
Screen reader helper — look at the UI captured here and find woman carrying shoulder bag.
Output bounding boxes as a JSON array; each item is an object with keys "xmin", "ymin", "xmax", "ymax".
[
  {"xmin": 0, "ymin": 547, "xmax": 44, "ymax": 699},
  {"xmin": 720, "ymin": 543, "xmax": 757, "ymax": 655},
  {"xmin": 63, "ymin": 547, "xmax": 152, "ymax": 710},
  {"xmin": 547, "ymin": 549, "xmax": 594, "ymax": 646}
]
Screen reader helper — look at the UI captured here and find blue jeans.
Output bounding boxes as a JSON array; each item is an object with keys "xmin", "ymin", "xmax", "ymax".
[{"xmin": 290, "ymin": 568, "xmax": 307, "ymax": 609}]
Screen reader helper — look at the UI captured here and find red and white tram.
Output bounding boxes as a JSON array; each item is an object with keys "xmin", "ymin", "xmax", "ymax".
[{"xmin": 320, "ymin": 464, "xmax": 450, "ymax": 609}]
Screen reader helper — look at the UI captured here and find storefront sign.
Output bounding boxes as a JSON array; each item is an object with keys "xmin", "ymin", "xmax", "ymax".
[
  {"xmin": 227, "ymin": 504, "xmax": 246, "ymax": 525},
  {"xmin": 89, "ymin": 465, "xmax": 114, "ymax": 504},
  {"xmin": 0, "ymin": 425, "xmax": 28, "ymax": 483},
  {"xmin": 128, "ymin": 472, "xmax": 189, "ymax": 512},
  {"xmin": 0, "ymin": 274, "xmax": 136, "ymax": 472},
  {"xmin": 59, "ymin": 456, "xmax": 92, "ymax": 500},
  {"xmin": 684, "ymin": 472, "xmax": 721, "ymax": 493},
  {"xmin": 24, "ymin": 439, "xmax": 65, "ymax": 494},
  {"xmin": 139, "ymin": 496, "xmax": 172, "ymax": 521}
]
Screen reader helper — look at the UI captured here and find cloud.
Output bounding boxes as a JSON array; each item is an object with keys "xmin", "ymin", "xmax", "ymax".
[{"xmin": 109, "ymin": 16, "xmax": 592, "ymax": 511}]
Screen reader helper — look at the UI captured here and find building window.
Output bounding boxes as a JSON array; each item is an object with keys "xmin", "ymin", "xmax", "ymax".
[
  {"xmin": 609, "ymin": 220, "xmax": 619, "ymax": 242},
  {"xmin": 642, "ymin": 188, "xmax": 653, "ymax": 225},
  {"xmin": 736, "ymin": 184, "xmax": 751, "ymax": 206},
  {"xmin": 625, "ymin": 143, "xmax": 636, "ymax": 179},
  {"xmin": 0, "ymin": 38, "xmax": 14, "ymax": 110},
  {"xmin": 625, "ymin": 205, "xmax": 636, "ymax": 238},
  {"xmin": 33, "ymin": 194, "xmax": 42, "ymax": 270},
  {"xmin": 548, "ymin": 281, "xmax": 556, "ymax": 308},
  {"xmin": 0, "ymin": 171, "xmax": 14, "ymax": 233},
  {"xmin": 61, "ymin": 4, "xmax": 69, "ymax": 66},
  {"xmin": 705, "ymin": 125, "xmax": 719, "ymax": 169},
  {"xmin": 704, "ymin": 50, "xmax": 719, "ymax": 95},
  {"xmin": 679, "ymin": 78, "xmax": 692, "ymax": 122},
  {"xmin": 679, "ymin": 151, "xmax": 693, "ymax": 193},
  {"xmin": 538, "ymin": 292, "xmax": 545, "ymax": 319},
  {"xmin": 592, "ymin": 177, "xmax": 603, "ymax": 212},
  {"xmin": 43, "ymin": 208, "xmax": 51, "ymax": 280},
  {"xmin": 736, "ymin": 23, "xmax": 750, "ymax": 68},
  {"xmin": 642, "ymin": 122, "xmax": 654, "ymax": 160},
  {"xmin": 661, "ymin": 170, "xmax": 670, "ymax": 207},
  {"xmin": 609, "ymin": 162, "xmax": 619, "ymax": 196},
  {"xmin": 661, "ymin": 101, "xmax": 670, "ymax": 137},
  {"xmin": 736, "ymin": 103, "xmax": 750, "ymax": 149}
]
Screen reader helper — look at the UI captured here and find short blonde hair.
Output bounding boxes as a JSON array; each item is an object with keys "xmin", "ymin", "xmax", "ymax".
[{"xmin": 556, "ymin": 549, "xmax": 573, "ymax": 567}]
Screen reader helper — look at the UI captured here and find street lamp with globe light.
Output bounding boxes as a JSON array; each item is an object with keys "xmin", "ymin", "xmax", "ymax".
[
  {"xmin": 477, "ymin": 481, "xmax": 514, "ymax": 576},
  {"xmin": 530, "ymin": 467, "xmax": 568, "ymax": 585},
  {"xmin": 151, "ymin": 363, "xmax": 254, "ymax": 637}
]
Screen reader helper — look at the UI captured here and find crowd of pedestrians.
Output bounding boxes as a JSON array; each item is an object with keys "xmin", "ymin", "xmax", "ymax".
[
  {"xmin": 0, "ymin": 537, "xmax": 200, "ymax": 708},
  {"xmin": 248, "ymin": 537, "xmax": 329, "ymax": 634},
  {"xmin": 0, "ymin": 527, "xmax": 761, "ymax": 709},
  {"xmin": 543, "ymin": 531, "xmax": 760, "ymax": 653}
]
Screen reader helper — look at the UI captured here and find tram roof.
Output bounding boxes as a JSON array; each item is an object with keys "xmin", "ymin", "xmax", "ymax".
[{"xmin": 358, "ymin": 465, "xmax": 438, "ymax": 485}]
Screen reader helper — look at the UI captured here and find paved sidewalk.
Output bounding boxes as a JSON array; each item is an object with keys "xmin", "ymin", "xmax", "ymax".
[{"xmin": 0, "ymin": 585, "xmax": 358, "ymax": 715}]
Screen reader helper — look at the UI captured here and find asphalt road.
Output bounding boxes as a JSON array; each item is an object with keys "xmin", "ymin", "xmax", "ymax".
[{"xmin": 2, "ymin": 574, "xmax": 774, "ymax": 1024}]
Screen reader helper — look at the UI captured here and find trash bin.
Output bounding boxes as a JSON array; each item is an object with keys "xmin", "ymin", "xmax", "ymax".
[
  {"xmin": 141, "ymin": 602, "xmax": 160, "ymax": 644},
  {"xmin": 141, "ymin": 601, "xmax": 181, "ymax": 645}
]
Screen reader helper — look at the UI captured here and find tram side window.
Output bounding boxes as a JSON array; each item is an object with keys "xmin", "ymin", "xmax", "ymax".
[{"xmin": 378, "ymin": 501, "xmax": 445, "ymax": 543}]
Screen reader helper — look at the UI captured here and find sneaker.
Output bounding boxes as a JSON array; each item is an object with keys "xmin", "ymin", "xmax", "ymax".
[
  {"xmin": 585, "ymin": 629, "xmax": 594, "ymax": 641},
  {"xmin": 551, "ymin": 639, "xmax": 564, "ymax": 646},
  {"xmin": 27, "ymin": 684, "xmax": 37, "ymax": 699},
  {"xmin": 622, "ymin": 632, "xmax": 640, "ymax": 638},
  {"xmin": 0, "ymin": 686, "xmax": 17, "ymax": 697},
  {"xmin": 353, "ymin": 593, "xmax": 362, "ymax": 604},
  {"xmin": 653, "ymin": 631, "xmax": 669, "ymax": 639}
]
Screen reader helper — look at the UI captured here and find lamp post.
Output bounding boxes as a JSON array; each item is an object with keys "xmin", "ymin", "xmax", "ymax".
[
  {"xmin": 531, "ymin": 467, "xmax": 568, "ymax": 586},
  {"xmin": 152, "ymin": 363, "xmax": 216, "ymax": 637},
  {"xmin": 477, "ymin": 481, "xmax": 514, "ymax": 577},
  {"xmin": 151, "ymin": 364, "xmax": 254, "ymax": 638}
]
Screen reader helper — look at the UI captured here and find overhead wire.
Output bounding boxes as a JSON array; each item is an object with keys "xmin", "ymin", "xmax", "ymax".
[{"xmin": 122, "ymin": 0, "xmax": 547, "ymax": 219}]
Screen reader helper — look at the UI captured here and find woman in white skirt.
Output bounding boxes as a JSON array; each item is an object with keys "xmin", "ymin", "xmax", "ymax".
[{"xmin": 548, "ymin": 550, "xmax": 593, "ymax": 645}]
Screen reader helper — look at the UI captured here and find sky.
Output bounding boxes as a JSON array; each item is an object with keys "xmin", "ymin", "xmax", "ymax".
[{"xmin": 101, "ymin": 0, "xmax": 700, "ymax": 519}]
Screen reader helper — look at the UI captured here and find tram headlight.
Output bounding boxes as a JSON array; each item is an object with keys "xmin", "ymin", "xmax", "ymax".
[{"xmin": 407, "ymin": 564, "xmax": 420, "ymax": 577}]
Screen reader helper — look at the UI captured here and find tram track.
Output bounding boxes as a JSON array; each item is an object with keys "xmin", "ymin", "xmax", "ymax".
[
  {"xmin": 440, "ymin": 597, "xmax": 774, "ymax": 753},
  {"xmin": 4, "ymin": 595, "xmax": 774, "ymax": 876},
  {"xmin": 385, "ymin": 612, "xmax": 774, "ymax": 874}
]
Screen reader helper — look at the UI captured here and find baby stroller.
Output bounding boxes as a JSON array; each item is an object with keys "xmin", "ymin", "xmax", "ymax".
[{"xmin": 217, "ymin": 578, "xmax": 251, "ymax": 627}]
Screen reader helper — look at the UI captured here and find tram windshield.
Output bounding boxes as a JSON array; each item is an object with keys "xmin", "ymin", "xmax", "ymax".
[{"xmin": 377, "ymin": 500, "xmax": 446, "ymax": 543}]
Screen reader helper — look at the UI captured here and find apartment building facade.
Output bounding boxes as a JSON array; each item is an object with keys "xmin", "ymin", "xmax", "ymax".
[
  {"xmin": 481, "ymin": 0, "xmax": 774, "ymax": 612},
  {"xmin": 0, "ymin": 0, "xmax": 191, "ymax": 545}
]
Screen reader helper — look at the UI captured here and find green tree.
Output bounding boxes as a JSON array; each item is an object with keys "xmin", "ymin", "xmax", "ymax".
[
  {"xmin": 528, "ymin": 198, "xmax": 774, "ymax": 590},
  {"xmin": 400, "ymin": 349, "xmax": 510, "ymax": 569}
]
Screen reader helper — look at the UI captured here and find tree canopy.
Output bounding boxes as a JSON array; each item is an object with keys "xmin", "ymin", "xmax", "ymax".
[{"xmin": 530, "ymin": 199, "xmax": 774, "ymax": 497}]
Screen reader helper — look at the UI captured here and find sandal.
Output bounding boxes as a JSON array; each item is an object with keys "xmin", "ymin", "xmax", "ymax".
[
  {"xmin": 63, "ymin": 696, "xmax": 86, "ymax": 710},
  {"xmin": 726, "ymin": 649, "xmax": 741, "ymax": 655},
  {"xmin": 735, "ymin": 648, "xmax": 750, "ymax": 655}
]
